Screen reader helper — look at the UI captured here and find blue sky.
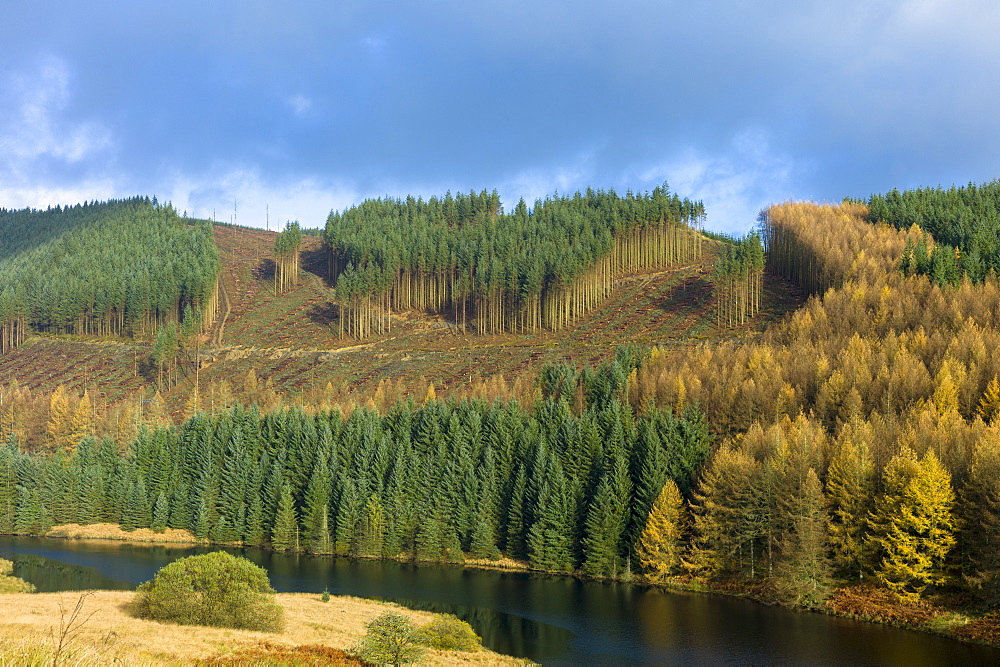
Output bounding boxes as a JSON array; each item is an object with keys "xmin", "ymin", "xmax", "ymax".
[{"xmin": 2, "ymin": 0, "xmax": 999, "ymax": 235}]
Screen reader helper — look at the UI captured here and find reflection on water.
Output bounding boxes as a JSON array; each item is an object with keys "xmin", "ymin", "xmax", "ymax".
[
  {"xmin": 2, "ymin": 535, "xmax": 999, "ymax": 665},
  {"xmin": 3, "ymin": 552, "xmax": 130, "ymax": 592}
]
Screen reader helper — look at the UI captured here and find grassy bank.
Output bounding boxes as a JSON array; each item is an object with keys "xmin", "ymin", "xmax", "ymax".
[{"xmin": 0, "ymin": 590, "xmax": 528, "ymax": 665}]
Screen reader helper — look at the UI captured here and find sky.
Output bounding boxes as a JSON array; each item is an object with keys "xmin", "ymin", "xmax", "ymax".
[{"xmin": 2, "ymin": 0, "xmax": 999, "ymax": 235}]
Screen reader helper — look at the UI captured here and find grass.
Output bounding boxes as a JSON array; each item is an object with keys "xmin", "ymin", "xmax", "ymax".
[
  {"xmin": 0, "ymin": 590, "xmax": 529, "ymax": 665},
  {"xmin": 46, "ymin": 523, "xmax": 201, "ymax": 545}
]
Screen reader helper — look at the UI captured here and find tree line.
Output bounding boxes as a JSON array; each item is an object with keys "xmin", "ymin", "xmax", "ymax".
[
  {"xmin": 0, "ymin": 198, "xmax": 220, "ymax": 351},
  {"xmin": 623, "ymin": 201, "xmax": 1000, "ymax": 605},
  {"xmin": 0, "ymin": 353, "xmax": 711, "ymax": 579},
  {"xmin": 712, "ymin": 233, "xmax": 765, "ymax": 327},
  {"xmin": 324, "ymin": 185, "xmax": 705, "ymax": 337},
  {"xmin": 273, "ymin": 221, "xmax": 303, "ymax": 295},
  {"xmin": 865, "ymin": 181, "xmax": 1000, "ymax": 285}
]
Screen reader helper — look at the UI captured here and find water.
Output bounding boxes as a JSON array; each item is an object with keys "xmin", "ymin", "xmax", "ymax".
[{"xmin": 0, "ymin": 535, "xmax": 996, "ymax": 665}]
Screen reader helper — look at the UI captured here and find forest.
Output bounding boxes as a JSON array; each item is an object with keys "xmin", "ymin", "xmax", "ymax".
[
  {"xmin": 325, "ymin": 185, "xmax": 705, "ymax": 337},
  {"xmin": 865, "ymin": 180, "xmax": 1000, "ymax": 284},
  {"xmin": 6, "ymin": 186, "xmax": 1000, "ymax": 626},
  {"xmin": 0, "ymin": 198, "xmax": 220, "ymax": 353},
  {"xmin": 0, "ymin": 350, "xmax": 711, "ymax": 580}
]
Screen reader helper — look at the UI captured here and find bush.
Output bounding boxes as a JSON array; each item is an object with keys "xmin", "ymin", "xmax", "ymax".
[
  {"xmin": 131, "ymin": 551, "xmax": 283, "ymax": 632},
  {"xmin": 413, "ymin": 613, "xmax": 482, "ymax": 651},
  {"xmin": 353, "ymin": 612, "xmax": 425, "ymax": 666}
]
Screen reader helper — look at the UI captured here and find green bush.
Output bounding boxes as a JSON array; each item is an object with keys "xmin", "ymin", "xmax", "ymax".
[
  {"xmin": 353, "ymin": 612, "xmax": 425, "ymax": 666},
  {"xmin": 413, "ymin": 613, "xmax": 482, "ymax": 651},
  {"xmin": 131, "ymin": 551, "xmax": 283, "ymax": 632}
]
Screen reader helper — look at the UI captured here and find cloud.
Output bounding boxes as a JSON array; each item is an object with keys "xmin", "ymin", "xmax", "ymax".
[
  {"xmin": 163, "ymin": 167, "xmax": 362, "ymax": 229},
  {"xmin": 0, "ymin": 55, "xmax": 112, "ymax": 168},
  {"xmin": 286, "ymin": 94, "xmax": 313, "ymax": 116},
  {"xmin": 639, "ymin": 130, "xmax": 796, "ymax": 235}
]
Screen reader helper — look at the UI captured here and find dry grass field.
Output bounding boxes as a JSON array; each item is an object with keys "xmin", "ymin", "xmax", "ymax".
[{"xmin": 0, "ymin": 590, "xmax": 528, "ymax": 665}]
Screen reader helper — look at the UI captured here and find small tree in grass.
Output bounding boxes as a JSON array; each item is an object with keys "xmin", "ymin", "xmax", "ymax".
[
  {"xmin": 131, "ymin": 551, "xmax": 283, "ymax": 632},
  {"xmin": 353, "ymin": 612, "xmax": 424, "ymax": 666}
]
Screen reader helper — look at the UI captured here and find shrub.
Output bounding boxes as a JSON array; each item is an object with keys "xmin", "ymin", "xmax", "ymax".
[
  {"xmin": 131, "ymin": 551, "xmax": 283, "ymax": 632},
  {"xmin": 413, "ymin": 613, "xmax": 482, "ymax": 651},
  {"xmin": 353, "ymin": 612, "xmax": 425, "ymax": 666}
]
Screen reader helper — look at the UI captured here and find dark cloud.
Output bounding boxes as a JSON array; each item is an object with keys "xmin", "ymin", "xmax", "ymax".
[{"xmin": 1, "ymin": 0, "xmax": 998, "ymax": 233}]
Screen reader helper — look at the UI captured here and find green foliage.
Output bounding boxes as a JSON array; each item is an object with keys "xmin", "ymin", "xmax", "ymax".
[
  {"xmin": 325, "ymin": 185, "xmax": 704, "ymax": 336},
  {"xmin": 413, "ymin": 613, "xmax": 482, "ymax": 651},
  {"xmin": 353, "ymin": 612, "xmax": 425, "ymax": 666},
  {"xmin": 0, "ymin": 198, "xmax": 219, "ymax": 335},
  {"xmin": 868, "ymin": 181, "xmax": 1000, "ymax": 284},
  {"xmin": 131, "ymin": 551, "xmax": 283, "ymax": 632}
]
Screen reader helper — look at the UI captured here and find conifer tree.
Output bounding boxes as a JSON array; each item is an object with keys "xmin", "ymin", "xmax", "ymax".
[
  {"xmin": 826, "ymin": 441, "xmax": 876, "ymax": 581},
  {"xmin": 637, "ymin": 479, "xmax": 685, "ymax": 581},
  {"xmin": 581, "ymin": 454, "xmax": 630, "ymax": 578},
  {"xmin": 271, "ymin": 483, "xmax": 299, "ymax": 551},
  {"xmin": 977, "ymin": 377, "xmax": 1000, "ymax": 424},
  {"xmin": 122, "ymin": 475, "xmax": 151, "ymax": 532},
  {"xmin": 773, "ymin": 469, "xmax": 832, "ymax": 607},
  {"xmin": 353, "ymin": 494, "xmax": 385, "ymax": 558},
  {"xmin": 959, "ymin": 436, "xmax": 1000, "ymax": 604},
  {"xmin": 867, "ymin": 448, "xmax": 956, "ymax": 600},
  {"xmin": 151, "ymin": 491, "xmax": 168, "ymax": 532},
  {"xmin": 527, "ymin": 460, "xmax": 575, "ymax": 573}
]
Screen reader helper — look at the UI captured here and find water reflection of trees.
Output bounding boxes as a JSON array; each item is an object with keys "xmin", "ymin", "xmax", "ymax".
[{"xmin": 4, "ymin": 553, "xmax": 130, "ymax": 592}]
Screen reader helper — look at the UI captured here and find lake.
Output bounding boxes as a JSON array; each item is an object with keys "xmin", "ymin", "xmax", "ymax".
[{"xmin": 0, "ymin": 535, "xmax": 995, "ymax": 665}]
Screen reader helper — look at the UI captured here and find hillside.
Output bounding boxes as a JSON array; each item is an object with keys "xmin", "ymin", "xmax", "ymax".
[{"xmin": 0, "ymin": 221, "xmax": 803, "ymax": 443}]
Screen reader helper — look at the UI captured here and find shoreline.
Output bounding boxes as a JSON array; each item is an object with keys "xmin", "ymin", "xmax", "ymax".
[
  {"xmin": 0, "ymin": 589, "xmax": 528, "ymax": 665},
  {"xmin": 12, "ymin": 526, "xmax": 1000, "ymax": 650}
]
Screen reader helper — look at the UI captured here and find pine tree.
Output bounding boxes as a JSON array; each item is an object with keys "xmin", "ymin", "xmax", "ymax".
[
  {"xmin": 271, "ymin": 483, "xmax": 299, "ymax": 551},
  {"xmin": 773, "ymin": 469, "xmax": 832, "ymax": 607},
  {"xmin": 151, "ymin": 491, "xmax": 169, "ymax": 532},
  {"xmin": 581, "ymin": 454, "xmax": 630, "ymax": 578},
  {"xmin": 122, "ymin": 476, "xmax": 151, "ymax": 531},
  {"xmin": 415, "ymin": 508, "xmax": 446, "ymax": 562},
  {"xmin": 826, "ymin": 441, "xmax": 876, "ymax": 580},
  {"xmin": 352, "ymin": 494, "xmax": 385, "ymax": 558},
  {"xmin": 527, "ymin": 459, "xmax": 575, "ymax": 573},
  {"xmin": 959, "ymin": 436, "xmax": 1000, "ymax": 604},
  {"xmin": 867, "ymin": 448, "xmax": 956, "ymax": 600},
  {"xmin": 637, "ymin": 479, "xmax": 685, "ymax": 582}
]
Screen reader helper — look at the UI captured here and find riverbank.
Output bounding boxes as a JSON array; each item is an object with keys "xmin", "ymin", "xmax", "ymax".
[
  {"xmin": 655, "ymin": 575, "xmax": 1000, "ymax": 648},
  {"xmin": 29, "ymin": 526, "xmax": 1000, "ymax": 650},
  {"xmin": 0, "ymin": 590, "xmax": 529, "ymax": 665}
]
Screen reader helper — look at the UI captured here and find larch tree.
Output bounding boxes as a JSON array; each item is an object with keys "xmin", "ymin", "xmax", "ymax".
[
  {"xmin": 867, "ymin": 448, "xmax": 956, "ymax": 601},
  {"xmin": 636, "ymin": 479, "xmax": 685, "ymax": 582}
]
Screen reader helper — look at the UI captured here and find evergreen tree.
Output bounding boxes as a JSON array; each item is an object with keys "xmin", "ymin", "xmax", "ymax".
[
  {"xmin": 581, "ymin": 454, "xmax": 630, "ymax": 578},
  {"xmin": 826, "ymin": 440, "xmax": 876, "ymax": 580},
  {"xmin": 271, "ymin": 483, "xmax": 299, "ymax": 551},
  {"xmin": 773, "ymin": 469, "xmax": 832, "ymax": 607},
  {"xmin": 151, "ymin": 491, "xmax": 169, "ymax": 532},
  {"xmin": 959, "ymin": 437, "xmax": 1000, "ymax": 604},
  {"xmin": 122, "ymin": 476, "xmax": 151, "ymax": 531}
]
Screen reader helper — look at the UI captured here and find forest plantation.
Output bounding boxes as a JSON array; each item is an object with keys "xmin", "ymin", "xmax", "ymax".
[{"xmin": 3, "ymin": 182, "xmax": 1000, "ymax": 642}]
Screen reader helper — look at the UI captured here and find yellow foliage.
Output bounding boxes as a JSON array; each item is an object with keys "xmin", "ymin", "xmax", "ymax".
[{"xmin": 637, "ymin": 480, "xmax": 684, "ymax": 581}]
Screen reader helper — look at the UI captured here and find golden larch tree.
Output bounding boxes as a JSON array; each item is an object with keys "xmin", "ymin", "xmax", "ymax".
[{"xmin": 637, "ymin": 479, "xmax": 685, "ymax": 581}]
